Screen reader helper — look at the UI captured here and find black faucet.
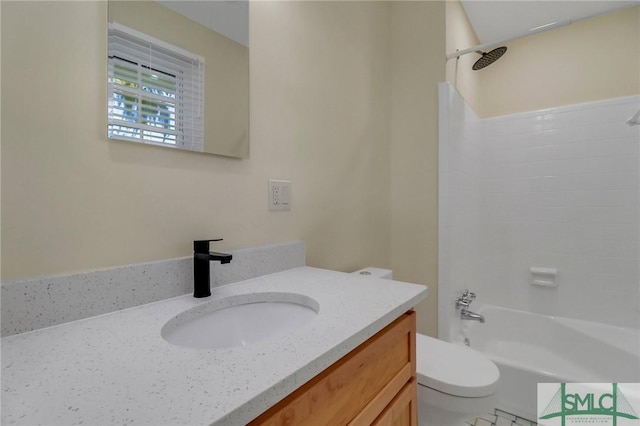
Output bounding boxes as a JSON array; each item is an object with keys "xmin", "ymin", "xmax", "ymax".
[{"xmin": 193, "ymin": 239, "xmax": 232, "ymax": 298}]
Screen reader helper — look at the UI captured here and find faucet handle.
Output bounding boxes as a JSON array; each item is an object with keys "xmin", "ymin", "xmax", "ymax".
[
  {"xmin": 455, "ymin": 298, "xmax": 470, "ymax": 310},
  {"xmin": 459, "ymin": 289, "xmax": 476, "ymax": 301},
  {"xmin": 455, "ymin": 289, "xmax": 477, "ymax": 310},
  {"xmin": 194, "ymin": 239, "xmax": 223, "ymax": 253}
]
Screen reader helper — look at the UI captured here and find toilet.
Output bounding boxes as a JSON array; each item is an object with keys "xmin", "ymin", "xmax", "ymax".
[{"xmin": 352, "ymin": 268, "xmax": 500, "ymax": 426}]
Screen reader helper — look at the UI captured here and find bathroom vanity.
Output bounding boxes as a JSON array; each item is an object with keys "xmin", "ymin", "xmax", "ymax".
[{"xmin": 1, "ymin": 266, "xmax": 427, "ymax": 425}]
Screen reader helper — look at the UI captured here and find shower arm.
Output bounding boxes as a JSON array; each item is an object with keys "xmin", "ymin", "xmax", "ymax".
[
  {"xmin": 447, "ymin": 2, "xmax": 638, "ymax": 61},
  {"xmin": 446, "ymin": 20, "xmax": 571, "ymax": 60}
]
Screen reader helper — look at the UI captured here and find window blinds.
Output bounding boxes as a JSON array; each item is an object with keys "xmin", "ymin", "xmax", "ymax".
[{"xmin": 107, "ymin": 23, "xmax": 204, "ymax": 151}]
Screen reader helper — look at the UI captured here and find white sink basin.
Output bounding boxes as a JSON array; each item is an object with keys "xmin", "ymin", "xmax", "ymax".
[{"xmin": 161, "ymin": 292, "xmax": 319, "ymax": 349}]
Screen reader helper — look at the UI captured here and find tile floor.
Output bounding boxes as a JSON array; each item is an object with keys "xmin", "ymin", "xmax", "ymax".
[{"xmin": 467, "ymin": 408, "xmax": 538, "ymax": 426}]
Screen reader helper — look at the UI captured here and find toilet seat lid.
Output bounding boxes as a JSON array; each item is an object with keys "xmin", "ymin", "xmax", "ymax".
[{"xmin": 416, "ymin": 334, "xmax": 499, "ymax": 398}]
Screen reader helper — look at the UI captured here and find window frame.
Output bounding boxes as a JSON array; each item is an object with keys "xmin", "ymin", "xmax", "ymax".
[{"xmin": 107, "ymin": 22, "xmax": 205, "ymax": 151}]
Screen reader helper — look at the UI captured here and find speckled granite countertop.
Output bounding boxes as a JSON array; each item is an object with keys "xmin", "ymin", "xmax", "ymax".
[{"xmin": 2, "ymin": 267, "xmax": 428, "ymax": 425}]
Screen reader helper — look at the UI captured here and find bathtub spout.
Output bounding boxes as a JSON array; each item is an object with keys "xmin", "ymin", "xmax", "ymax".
[{"xmin": 461, "ymin": 308, "xmax": 485, "ymax": 323}]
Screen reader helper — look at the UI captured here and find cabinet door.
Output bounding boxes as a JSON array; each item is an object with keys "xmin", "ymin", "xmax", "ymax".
[
  {"xmin": 249, "ymin": 311, "xmax": 416, "ymax": 426},
  {"xmin": 371, "ymin": 380, "xmax": 417, "ymax": 426}
]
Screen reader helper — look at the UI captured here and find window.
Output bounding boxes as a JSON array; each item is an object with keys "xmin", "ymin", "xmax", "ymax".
[{"xmin": 107, "ymin": 23, "xmax": 204, "ymax": 151}]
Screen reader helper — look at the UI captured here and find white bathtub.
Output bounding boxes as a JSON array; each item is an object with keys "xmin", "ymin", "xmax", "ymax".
[{"xmin": 456, "ymin": 305, "xmax": 640, "ymax": 421}]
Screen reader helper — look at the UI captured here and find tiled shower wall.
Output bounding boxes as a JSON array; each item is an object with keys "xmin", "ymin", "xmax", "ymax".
[
  {"xmin": 438, "ymin": 83, "xmax": 484, "ymax": 338},
  {"xmin": 440, "ymin": 83, "xmax": 639, "ymax": 332}
]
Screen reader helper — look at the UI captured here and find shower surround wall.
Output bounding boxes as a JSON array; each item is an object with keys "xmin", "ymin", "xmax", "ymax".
[{"xmin": 439, "ymin": 83, "xmax": 640, "ymax": 335}]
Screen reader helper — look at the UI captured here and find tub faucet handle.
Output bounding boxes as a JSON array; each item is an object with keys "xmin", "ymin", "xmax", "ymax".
[
  {"xmin": 460, "ymin": 289, "xmax": 476, "ymax": 301},
  {"xmin": 455, "ymin": 298, "xmax": 470, "ymax": 309},
  {"xmin": 455, "ymin": 289, "xmax": 477, "ymax": 309}
]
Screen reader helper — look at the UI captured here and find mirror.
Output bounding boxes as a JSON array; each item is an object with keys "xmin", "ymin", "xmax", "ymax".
[{"xmin": 107, "ymin": 0, "xmax": 249, "ymax": 158}]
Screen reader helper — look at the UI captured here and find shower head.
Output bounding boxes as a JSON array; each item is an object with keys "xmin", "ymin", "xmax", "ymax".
[{"xmin": 472, "ymin": 46, "xmax": 507, "ymax": 71}]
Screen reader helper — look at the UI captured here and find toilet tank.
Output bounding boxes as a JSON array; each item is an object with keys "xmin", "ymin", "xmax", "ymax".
[{"xmin": 351, "ymin": 267, "xmax": 393, "ymax": 280}]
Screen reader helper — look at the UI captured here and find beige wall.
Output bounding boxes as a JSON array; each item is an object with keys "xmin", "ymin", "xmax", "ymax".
[
  {"xmin": 2, "ymin": 0, "xmax": 634, "ymax": 338},
  {"xmin": 390, "ymin": 1, "xmax": 445, "ymax": 337},
  {"xmin": 108, "ymin": 0, "xmax": 250, "ymax": 158},
  {"xmin": 448, "ymin": 4, "xmax": 640, "ymax": 117},
  {"xmin": 1, "ymin": 1, "xmax": 392, "ymax": 281}
]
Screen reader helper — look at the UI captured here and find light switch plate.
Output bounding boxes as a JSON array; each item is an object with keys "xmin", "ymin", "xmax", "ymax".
[{"xmin": 268, "ymin": 180, "xmax": 291, "ymax": 211}]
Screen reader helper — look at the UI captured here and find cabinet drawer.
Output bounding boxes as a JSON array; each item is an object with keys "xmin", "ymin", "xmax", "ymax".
[
  {"xmin": 250, "ymin": 311, "xmax": 416, "ymax": 426},
  {"xmin": 371, "ymin": 379, "xmax": 417, "ymax": 426}
]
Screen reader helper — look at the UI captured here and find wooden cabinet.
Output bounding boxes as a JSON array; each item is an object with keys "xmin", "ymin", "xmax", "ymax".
[{"xmin": 249, "ymin": 311, "xmax": 417, "ymax": 426}]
